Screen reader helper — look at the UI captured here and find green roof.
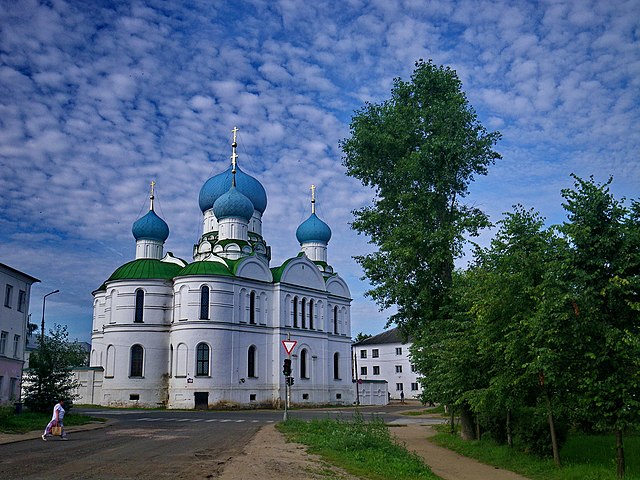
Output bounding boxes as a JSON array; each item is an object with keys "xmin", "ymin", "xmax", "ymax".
[
  {"xmin": 107, "ymin": 259, "xmax": 183, "ymax": 282},
  {"xmin": 176, "ymin": 261, "xmax": 233, "ymax": 277},
  {"xmin": 271, "ymin": 257, "xmax": 295, "ymax": 283}
]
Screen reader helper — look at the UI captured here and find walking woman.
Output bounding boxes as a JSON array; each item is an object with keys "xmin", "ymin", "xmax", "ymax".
[{"xmin": 42, "ymin": 399, "xmax": 67, "ymax": 440}]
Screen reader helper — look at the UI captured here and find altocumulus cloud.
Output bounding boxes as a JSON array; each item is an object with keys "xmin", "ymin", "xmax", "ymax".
[{"xmin": 0, "ymin": 0, "xmax": 638, "ymax": 340}]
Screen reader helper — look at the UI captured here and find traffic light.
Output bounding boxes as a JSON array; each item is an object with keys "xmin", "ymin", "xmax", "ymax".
[
  {"xmin": 286, "ymin": 376, "xmax": 294, "ymax": 386},
  {"xmin": 283, "ymin": 358, "xmax": 292, "ymax": 376}
]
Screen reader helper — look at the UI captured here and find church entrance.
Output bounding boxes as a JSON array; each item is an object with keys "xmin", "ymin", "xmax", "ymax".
[{"xmin": 194, "ymin": 392, "xmax": 209, "ymax": 410}]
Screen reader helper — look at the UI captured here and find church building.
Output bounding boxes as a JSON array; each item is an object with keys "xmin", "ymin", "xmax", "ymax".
[{"xmin": 85, "ymin": 130, "xmax": 354, "ymax": 409}]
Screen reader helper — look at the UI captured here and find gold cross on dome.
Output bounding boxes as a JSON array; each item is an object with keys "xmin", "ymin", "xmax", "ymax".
[
  {"xmin": 311, "ymin": 184, "xmax": 316, "ymax": 214},
  {"xmin": 232, "ymin": 126, "xmax": 238, "ymax": 144},
  {"xmin": 150, "ymin": 180, "xmax": 156, "ymax": 210}
]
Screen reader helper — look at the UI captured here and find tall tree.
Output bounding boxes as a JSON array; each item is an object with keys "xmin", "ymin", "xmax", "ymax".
[
  {"xmin": 23, "ymin": 324, "xmax": 87, "ymax": 412},
  {"xmin": 341, "ymin": 59, "xmax": 500, "ymax": 435},
  {"xmin": 560, "ymin": 175, "xmax": 640, "ymax": 478},
  {"xmin": 342, "ymin": 60, "xmax": 500, "ymax": 332}
]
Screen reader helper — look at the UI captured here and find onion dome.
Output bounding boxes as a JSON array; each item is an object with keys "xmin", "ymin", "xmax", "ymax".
[
  {"xmin": 296, "ymin": 213, "xmax": 332, "ymax": 244},
  {"xmin": 198, "ymin": 165, "xmax": 267, "ymax": 214},
  {"xmin": 212, "ymin": 186, "xmax": 254, "ymax": 222},
  {"xmin": 132, "ymin": 209, "xmax": 169, "ymax": 242}
]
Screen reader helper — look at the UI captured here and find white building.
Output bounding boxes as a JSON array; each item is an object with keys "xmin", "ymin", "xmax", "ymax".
[
  {"xmin": 82, "ymin": 131, "xmax": 354, "ymax": 409},
  {"xmin": 352, "ymin": 328, "xmax": 423, "ymax": 401},
  {"xmin": 0, "ymin": 263, "xmax": 39, "ymax": 405}
]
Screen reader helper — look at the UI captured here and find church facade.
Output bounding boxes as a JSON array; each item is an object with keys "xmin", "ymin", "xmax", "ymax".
[{"xmin": 86, "ymin": 132, "xmax": 354, "ymax": 409}]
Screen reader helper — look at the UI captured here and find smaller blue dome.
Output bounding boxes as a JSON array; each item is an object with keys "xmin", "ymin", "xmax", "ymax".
[
  {"xmin": 132, "ymin": 210, "xmax": 169, "ymax": 242},
  {"xmin": 213, "ymin": 186, "xmax": 254, "ymax": 222},
  {"xmin": 296, "ymin": 213, "xmax": 332, "ymax": 244}
]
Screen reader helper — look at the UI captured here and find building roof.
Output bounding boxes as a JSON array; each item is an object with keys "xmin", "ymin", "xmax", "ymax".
[
  {"xmin": 0, "ymin": 262, "xmax": 40, "ymax": 283},
  {"xmin": 107, "ymin": 258, "xmax": 183, "ymax": 282},
  {"xmin": 352, "ymin": 327, "xmax": 408, "ymax": 346}
]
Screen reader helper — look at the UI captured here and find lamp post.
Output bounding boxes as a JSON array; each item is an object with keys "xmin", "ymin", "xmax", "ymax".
[{"xmin": 41, "ymin": 289, "xmax": 59, "ymax": 345}]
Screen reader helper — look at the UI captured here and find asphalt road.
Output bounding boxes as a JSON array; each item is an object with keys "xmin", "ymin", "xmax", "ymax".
[{"xmin": 0, "ymin": 404, "xmax": 438, "ymax": 480}]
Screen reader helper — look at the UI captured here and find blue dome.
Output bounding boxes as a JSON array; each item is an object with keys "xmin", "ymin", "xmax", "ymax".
[
  {"xmin": 132, "ymin": 210, "xmax": 169, "ymax": 242},
  {"xmin": 199, "ymin": 165, "xmax": 267, "ymax": 214},
  {"xmin": 212, "ymin": 186, "xmax": 254, "ymax": 222},
  {"xmin": 296, "ymin": 213, "xmax": 332, "ymax": 244}
]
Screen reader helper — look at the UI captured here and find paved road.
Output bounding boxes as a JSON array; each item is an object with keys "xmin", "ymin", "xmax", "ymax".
[{"xmin": 0, "ymin": 404, "xmax": 441, "ymax": 480}]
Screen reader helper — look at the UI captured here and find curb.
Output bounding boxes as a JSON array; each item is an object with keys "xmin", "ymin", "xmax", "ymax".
[{"xmin": 0, "ymin": 419, "xmax": 113, "ymax": 445}]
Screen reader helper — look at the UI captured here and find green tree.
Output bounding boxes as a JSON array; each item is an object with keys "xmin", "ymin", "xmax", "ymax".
[
  {"xmin": 341, "ymin": 60, "xmax": 500, "ymax": 436},
  {"xmin": 23, "ymin": 324, "xmax": 87, "ymax": 412},
  {"xmin": 354, "ymin": 332, "xmax": 373, "ymax": 343},
  {"xmin": 560, "ymin": 175, "xmax": 640, "ymax": 478}
]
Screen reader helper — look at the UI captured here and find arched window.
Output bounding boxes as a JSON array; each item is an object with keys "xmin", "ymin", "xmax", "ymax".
[
  {"xmin": 134, "ymin": 289, "xmax": 144, "ymax": 323},
  {"xmin": 333, "ymin": 306, "xmax": 338, "ymax": 334},
  {"xmin": 293, "ymin": 297, "xmax": 298, "ymax": 328},
  {"xmin": 300, "ymin": 348, "xmax": 308, "ymax": 379},
  {"xmin": 105, "ymin": 345, "xmax": 116, "ymax": 377},
  {"xmin": 333, "ymin": 352, "xmax": 340, "ymax": 379},
  {"xmin": 130, "ymin": 344, "xmax": 144, "ymax": 377},
  {"xmin": 200, "ymin": 285, "xmax": 209, "ymax": 319},
  {"xmin": 301, "ymin": 298, "xmax": 307, "ymax": 329},
  {"xmin": 196, "ymin": 343, "xmax": 210, "ymax": 376},
  {"xmin": 309, "ymin": 300, "xmax": 314, "ymax": 329},
  {"xmin": 248, "ymin": 345, "xmax": 257, "ymax": 378},
  {"xmin": 249, "ymin": 291, "xmax": 256, "ymax": 324}
]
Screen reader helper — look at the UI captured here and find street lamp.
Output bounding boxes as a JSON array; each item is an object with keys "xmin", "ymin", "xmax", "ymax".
[{"xmin": 41, "ymin": 289, "xmax": 59, "ymax": 344}]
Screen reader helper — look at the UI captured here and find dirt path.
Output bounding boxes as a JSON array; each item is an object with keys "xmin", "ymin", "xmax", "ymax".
[
  {"xmin": 391, "ymin": 424, "xmax": 530, "ymax": 480},
  {"xmin": 219, "ymin": 422, "xmax": 531, "ymax": 480}
]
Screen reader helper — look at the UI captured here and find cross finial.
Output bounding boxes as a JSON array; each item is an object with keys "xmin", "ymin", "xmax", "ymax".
[
  {"xmin": 311, "ymin": 184, "xmax": 316, "ymax": 214},
  {"xmin": 150, "ymin": 181, "xmax": 156, "ymax": 211},
  {"xmin": 231, "ymin": 126, "xmax": 239, "ymax": 174}
]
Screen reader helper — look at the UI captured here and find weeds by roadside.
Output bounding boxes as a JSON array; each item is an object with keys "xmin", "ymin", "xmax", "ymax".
[{"xmin": 278, "ymin": 414, "xmax": 439, "ymax": 480}]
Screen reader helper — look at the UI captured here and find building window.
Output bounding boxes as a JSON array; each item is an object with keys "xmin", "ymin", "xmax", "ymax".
[
  {"xmin": 17, "ymin": 290, "xmax": 26, "ymax": 313},
  {"xmin": 248, "ymin": 345, "xmax": 256, "ymax": 378},
  {"xmin": 360, "ymin": 366, "xmax": 367, "ymax": 376},
  {"xmin": 411, "ymin": 364, "xmax": 418, "ymax": 373},
  {"xmin": 309, "ymin": 300, "xmax": 314, "ymax": 329},
  {"xmin": 333, "ymin": 306, "xmax": 338, "ymax": 334},
  {"xmin": 196, "ymin": 343, "xmax": 210, "ymax": 376},
  {"xmin": 13, "ymin": 335, "xmax": 20, "ymax": 358},
  {"xmin": 395, "ymin": 365, "xmax": 403, "ymax": 373},
  {"xmin": 130, "ymin": 344, "xmax": 144, "ymax": 377},
  {"xmin": 333, "ymin": 352, "xmax": 339, "ymax": 379},
  {"xmin": 0, "ymin": 331, "xmax": 7, "ymax": 355},
  {"xmin": 134, "ymin": 289, "xmax": 144, "ymax": 323},
  {"xmin": 249, "ymin": 291, "xmax": 256, "ymax": 324},
  {"xmin": 293, "ymin": 297, "xmax": 298, "ymax": 328},
  {"xmin": 411, "ymin": 382, "xmax": 419, "ymax": 391},
  {"xmin": 396, "ymin": 383, "xmax": 403, "ymax": 391},
  {"xmin": 360, "ymin": 350, "xmax": 367, "ymax": 359},
  {"xmin": 10, "ymin": 378, "xmax": 18, "ymax": 400},
  {"xmin": 300, "ymin": 349, "xmax": 308, "ymax": 379},
  {"xmin": 395, "ymin": 347, "xmax": 402, "ymax": 355},
  {"xmin": 4, "ymin": 285, "xmax": 13, "ymax": 308},
  {"xmin": 372, "ymin": 348, "xmax": 379, "ymax": 358},
  {"xmin": 301, "ymin": 298, "xmax": 306, "ymax": 329},
  {"xmin": 200, "ymin": 285, "xmax": 209, "ymax": 319},
  {"xmin": 373, "ymin": 366, "xmax": 380, "ymax": 375}
]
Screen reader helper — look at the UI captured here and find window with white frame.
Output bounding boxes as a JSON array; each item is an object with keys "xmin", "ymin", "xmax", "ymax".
[
  {"xmin": 373, "ymin": 366, "xmax": 380, "ymax": 375},
  {"xmin": 360, "ymin": 350, "xmax": 367, "ymax": 359},
  {"xmin": 372, "ymin": 348, "xmax": 379, "ymax": 358},
  {"xmin": 17, "ymin": 290, "xmax": 26, "ymax": 312},
  {"xmin": 395, "ymin": 347, "xmax": 402, "ymax": 355},
  {"xmin": 0, "ymin": 331, "xmax": 7, "ymax": 355},
  {"xmin": 360, "ymin": 366, "xmax": 367, "ymax": 376},
  {"xmin": 4, "ymin": 285, "xmax": 13, "ymax": 308},
  {"xmin": 395, "ymin": 365, "xmax": 402, "ymax": 373},
  {"xmin": 411, "ymin": 382, "xmax": 419, "ymax": 391},
  {"xmin": 396, "ymin": 383, "xmax": 403, "ymax": 391},
  {"xmin": 13, "ymin": 335, "xmax": 20, "ymax": 358}
]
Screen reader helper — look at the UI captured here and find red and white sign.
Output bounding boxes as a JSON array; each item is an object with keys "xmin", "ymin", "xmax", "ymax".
[{"xmin": 282, "ymin": 340, "xmax": 297, "ymax": 355}]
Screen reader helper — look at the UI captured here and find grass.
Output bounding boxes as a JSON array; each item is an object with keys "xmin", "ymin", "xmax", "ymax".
[
  {"xmin": 278, "ymin": 415, "xmax": 439, "ymax": 480},
  {"xmin": 402, "ymin": 405, "xmax": 446, "ymax": 416},
  {"xmin": 0, "ymin": 406, "xmax": 105, "ymax": 434},
  {"xmin": 431, "ymin": 426, "xmax": 640, "ymax": 480}
]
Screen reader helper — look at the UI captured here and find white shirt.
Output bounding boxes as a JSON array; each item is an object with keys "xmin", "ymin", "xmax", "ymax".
[{"xmin": 51, "ymin": 403, "xmax": 65, "ymax": 422}]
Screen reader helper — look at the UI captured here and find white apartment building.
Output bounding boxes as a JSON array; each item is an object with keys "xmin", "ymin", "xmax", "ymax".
[
  {"xmin": 352, "ymin": 328, "xmax": 423, "ymax": 401},
  {"xmin": 0, "ymin": 263, "xmax": 39, "ymax": 405}
]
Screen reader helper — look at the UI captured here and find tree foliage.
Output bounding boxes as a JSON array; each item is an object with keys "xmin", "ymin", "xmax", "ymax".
[
  {"xmin": 341, "ymin": 59, "xmax": 501, "ymax": 334},
  {"xmin": 22, "ymin": 324, "xmax": 87, "ymax": 412}
]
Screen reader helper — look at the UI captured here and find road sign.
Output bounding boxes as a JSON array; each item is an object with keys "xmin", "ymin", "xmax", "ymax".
[{"xmin": 282, "ymin": 340, "xmax": 297, "ymax": 355}]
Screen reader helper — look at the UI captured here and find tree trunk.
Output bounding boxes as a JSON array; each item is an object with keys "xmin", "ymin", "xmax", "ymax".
[
  {"xmin": 616, "ymin": 429, "xmax": 625, "ymax": 479},
  {"xmin": 450, "ymin": 406, "xmax": 455, "ymax": 435},
  {"xmin": 475, "ymin": 418, "xmax": 481, "ymax": 440},
  {"xmin": 459, "ymin": 402, "xmax": 477, "ymax": 440},
  {"xmin": 506, "ymin": 409, "xmax": 513, "ymax": 448},
  {"xmin": 545, "ymin": 392, "xmax": 561, "ymax": 467}
]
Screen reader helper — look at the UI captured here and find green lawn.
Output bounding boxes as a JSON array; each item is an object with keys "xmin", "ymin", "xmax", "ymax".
[
  {"xmin": 431, "ymin": 429, "xmax": 639, "ymax": 480},
  {"xmin": 278, "ymin": 416, "xmax": 439, "ymax": 480},
  {"xmin": 0, "ymin": 406, "xmax": 104, "ymax": 434}
]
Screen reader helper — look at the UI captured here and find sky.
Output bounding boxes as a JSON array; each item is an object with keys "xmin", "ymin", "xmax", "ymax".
[{"xmin": 1, "ymin": 0, "xmax": 638, "ymax": 343}]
